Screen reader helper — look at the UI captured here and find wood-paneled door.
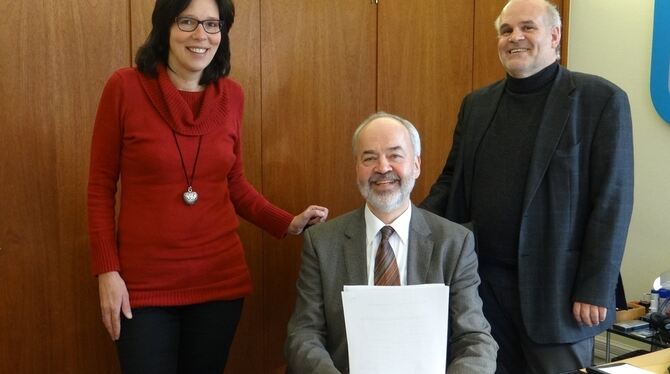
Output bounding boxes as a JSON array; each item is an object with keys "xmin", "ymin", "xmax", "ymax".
[
  {"xmin": 259, "ymin": 1, "xmax": 377, "ymax": 372},
  {"xmin": 0, "ymin": 1, "xmax": 130, "ymax": 372},
  {"xmin": 0, "ymin": 0, "xmax": 569, "ymax": 373},
  {"xmin": 377, "ymin": 0, "xmax": 474, "ymax": 200}
]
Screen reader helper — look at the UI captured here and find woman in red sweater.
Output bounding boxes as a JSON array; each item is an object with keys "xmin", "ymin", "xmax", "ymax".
[{"xmin": 87, "ymin": 0, "xmax": 328, "ymax": 372}]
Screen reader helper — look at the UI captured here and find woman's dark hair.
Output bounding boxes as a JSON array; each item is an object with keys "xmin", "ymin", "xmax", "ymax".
[{"xmin": 135, "ymin": 0, "xmax": 235, "ymax": 85}]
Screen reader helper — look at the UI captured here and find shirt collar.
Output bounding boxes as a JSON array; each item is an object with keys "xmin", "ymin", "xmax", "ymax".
[{"xmin": 364, "ymin": 203, "xmax": 412, "ymax": 245}]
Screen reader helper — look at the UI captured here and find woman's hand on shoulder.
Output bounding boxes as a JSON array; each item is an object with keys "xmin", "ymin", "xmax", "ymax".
[
  {"xmin": 98, "ymin": 271, "xmax": 132, "ymax": 340},
  {"xmin": 287, "ymin": 205, "xmax": 329, "ymax": 235}
]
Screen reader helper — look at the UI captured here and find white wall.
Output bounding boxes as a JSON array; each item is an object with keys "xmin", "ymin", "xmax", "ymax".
[{"xmin": 568, "ymin": 1, "xmax": 670, "ymax": 302}]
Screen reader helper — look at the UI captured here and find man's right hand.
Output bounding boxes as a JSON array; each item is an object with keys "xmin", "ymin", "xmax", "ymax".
[{"xmin": 98, "ymin": 271, "xmax": 132, "ymax": 340}]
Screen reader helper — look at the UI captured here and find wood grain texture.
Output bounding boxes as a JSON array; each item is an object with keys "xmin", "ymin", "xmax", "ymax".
[
  {"xmin": 473, "ymin": 0, "xmax": 510, "ymax": 89},
  {"xmin": 559, "ymin": 0, "xmax": 570, "ymax": 65},
  {"xmin": 226, "ymin": 0, "xmax": 265, "ymax": 373},
  {"xmin": 377, "ymin": 0, "xmax": 473, "ymax": 200},
  {"xmin": 260, "ymin": 1, "xmax": 377, "ymax": 371},
  {"xmin": 0, "ymin": 0, "xmax": 129, "ymax": 372},
  {"xmin": 130, "ymin": 0, "xmax": 155, "ymax": 64}
]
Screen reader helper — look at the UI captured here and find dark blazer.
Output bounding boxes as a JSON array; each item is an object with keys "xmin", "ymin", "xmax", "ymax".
[
  {"xmin": 285, "ymin": 205, "xmax": 498, "ymax": 374},
  {"xmin": 421, "ymin": 65, "xmax": 634, "ymax": 344}
]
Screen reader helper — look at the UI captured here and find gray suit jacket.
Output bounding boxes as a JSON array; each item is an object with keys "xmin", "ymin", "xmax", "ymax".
[
  {"xmin": 285, "ymin": 205, "xmax": 497, "ymax": 374},
  {"xmin": 421, "ymin": 65, "xmax": 634, "ymax": 343}
]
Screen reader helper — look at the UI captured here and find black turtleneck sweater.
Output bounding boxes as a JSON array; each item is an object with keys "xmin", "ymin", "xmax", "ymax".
[{"xmin": 471, "ymin": 62, "xmax": 559, "ymax": 268}]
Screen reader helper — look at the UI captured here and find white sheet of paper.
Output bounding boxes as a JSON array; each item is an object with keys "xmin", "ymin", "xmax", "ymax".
[
  {"xmin": 593, "ymin": 363, "xmax": 655, "ymax": 374},
  {"xmin": 341, "ymin": 284, "xmax": 449, "ymax": 374}
]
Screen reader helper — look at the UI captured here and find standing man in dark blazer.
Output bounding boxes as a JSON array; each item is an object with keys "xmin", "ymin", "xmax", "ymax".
[
  {"xmin": 285, "ymin": 112, "xmax": 498, "ymax": 373},
  {"xmin": 421, "ymin": 0, "xmax": 633, "ymax": 372}
]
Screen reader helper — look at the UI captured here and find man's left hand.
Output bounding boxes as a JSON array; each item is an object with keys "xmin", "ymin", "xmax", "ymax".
[{"xmin": 573, "ymin": 302, "xmax": 607, "ymax": 327}]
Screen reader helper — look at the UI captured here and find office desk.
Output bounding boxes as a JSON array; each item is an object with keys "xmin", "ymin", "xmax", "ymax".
[
  {"xmin": 581, "ymin": 348, "xmax": 670, "ymax": 373},
  {"xmin": 606, "ymin": 328, "xmax": 670, "ymax": 362},
  {"xmin": 615, "ymin": 348, "xmax": 670, "ymax": 373}
]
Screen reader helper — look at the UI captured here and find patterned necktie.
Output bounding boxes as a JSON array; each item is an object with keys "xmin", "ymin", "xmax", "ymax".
[{"xmin": 374, "ymin": 226, "xmax": 400, "ymax": 286}]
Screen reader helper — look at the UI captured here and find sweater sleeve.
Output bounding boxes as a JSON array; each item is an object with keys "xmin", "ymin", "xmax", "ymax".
[
  {"xmin": 87, "ymin": 71, "xmax": 124, "ymax": 276},
  {"xmin": 225, "ymin": 82, "xmax": 294, "ymax": 238}
]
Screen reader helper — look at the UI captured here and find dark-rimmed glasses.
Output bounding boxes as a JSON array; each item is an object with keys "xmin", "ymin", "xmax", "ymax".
[{"xmin": 174, "ymin": 17, "xmax": 223, "ymax": 34}]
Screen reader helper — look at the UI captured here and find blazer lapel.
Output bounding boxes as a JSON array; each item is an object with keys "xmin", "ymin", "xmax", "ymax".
[
  {"xmin": 521, "ymin": 66, "xmax": 575, "ymax": 214},
  {"xmin": 342, "ymin": 207, "xmax": 369, "ymax": 285},
  {"xmin": 407, "ymin": 206, "xmax": 435, "ymax": 285}
]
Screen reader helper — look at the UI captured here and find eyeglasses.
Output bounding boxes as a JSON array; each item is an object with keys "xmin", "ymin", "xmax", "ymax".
[{"xmin": 174, "ymin": 16, "xmax": 224, "ymax": 34}]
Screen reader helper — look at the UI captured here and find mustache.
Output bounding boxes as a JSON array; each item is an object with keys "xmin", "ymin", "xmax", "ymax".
[{"xmin": 369, "ymin": 172, "xmax": 400, "ymax": 184}]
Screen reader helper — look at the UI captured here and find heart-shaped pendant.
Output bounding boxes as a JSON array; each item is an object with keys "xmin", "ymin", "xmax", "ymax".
[{"xmin": 183, "ymin": 186, "xmax": 198, "ymax": 205}]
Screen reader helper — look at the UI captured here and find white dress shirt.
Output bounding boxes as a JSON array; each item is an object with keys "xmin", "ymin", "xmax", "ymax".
[{"xmin": 364, "ymin": 203, "xmax": 412, "ymax": 286}]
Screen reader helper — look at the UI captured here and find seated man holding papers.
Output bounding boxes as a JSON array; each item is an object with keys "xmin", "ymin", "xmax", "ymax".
[{"xmin": 284, "ymin": 112, "xmax": 498, "ymax": 373}]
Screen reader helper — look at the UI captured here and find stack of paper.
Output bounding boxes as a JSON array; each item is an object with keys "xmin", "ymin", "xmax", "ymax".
[
  {"xmin": 341, "ymin": 284, "xmax": 449, "ymax": 374},
  {"xmin": 587, "ymin": 362, "xmax": 655, "ymax": 373}
]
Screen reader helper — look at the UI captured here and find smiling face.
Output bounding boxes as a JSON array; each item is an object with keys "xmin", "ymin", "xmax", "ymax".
[
  {"xmin": 168, "ymin": 0, "xmax": 221, "ymax": 82},
  {"xmin": 355, "ymin": 117, "xmax": 421, "ymax": 221},
  {"xmin": 496, "ymin": 0, "xmax": 560, "ymax": 78}
]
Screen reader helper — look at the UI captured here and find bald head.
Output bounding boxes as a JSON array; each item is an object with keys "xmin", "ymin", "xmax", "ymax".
[
  {"xmin": 494, "ymin": 0, "xmax": 561, "ymax": 78},
  {"xmin": 495, "ymin": 0, "xmax": 561, "ymax": 32}
]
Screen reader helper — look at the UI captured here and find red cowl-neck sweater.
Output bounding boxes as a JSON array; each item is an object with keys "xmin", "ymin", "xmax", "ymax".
[{"xmin": 88, "ymin": 66, "xmax": 293, "ymax": 307}]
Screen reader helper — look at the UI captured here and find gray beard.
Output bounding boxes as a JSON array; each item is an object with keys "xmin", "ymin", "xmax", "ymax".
[{"xmin": 358, "ymin": 176, "xmax": 415, "ymax": 214}]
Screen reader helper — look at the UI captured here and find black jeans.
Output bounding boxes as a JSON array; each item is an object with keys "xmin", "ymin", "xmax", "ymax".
[{"xmin": 116, "ymin": 299, "xmax": 244, "ymax": 374}]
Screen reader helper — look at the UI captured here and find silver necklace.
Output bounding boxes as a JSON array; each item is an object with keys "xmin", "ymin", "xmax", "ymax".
[{"xmin": 172, "ymin": 131, "xmax": 203, "ymax": 205}]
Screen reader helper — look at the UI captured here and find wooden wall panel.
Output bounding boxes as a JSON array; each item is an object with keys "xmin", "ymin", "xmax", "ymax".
[
  {"xmin": 0, "ymin": 0, "xmax": 129, "ymax": 372},
  {"xmin": 260, "ymin": 1, "xmax": 377, "ymax": 371},
  {"xmin": 226, "ymin": 0, "xmax": 265, "ymax": 372},
  {"xmin": 559, "ymin": 0, "xmax": 570, "ymax": 64},
  {"xmin": 377, "ymin": 0, "xmax": 474, "ymax": 199},
  {"xmin": 130, "ymin": 0, "xmax": 155, "ymax": 63},
  {"xmin": 0, "ymin": 1, "xmax": 570, "ymax": 372},
  {"xmin": 473, "ymin": 0, "xmax": 510, "ymax": 89}
]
